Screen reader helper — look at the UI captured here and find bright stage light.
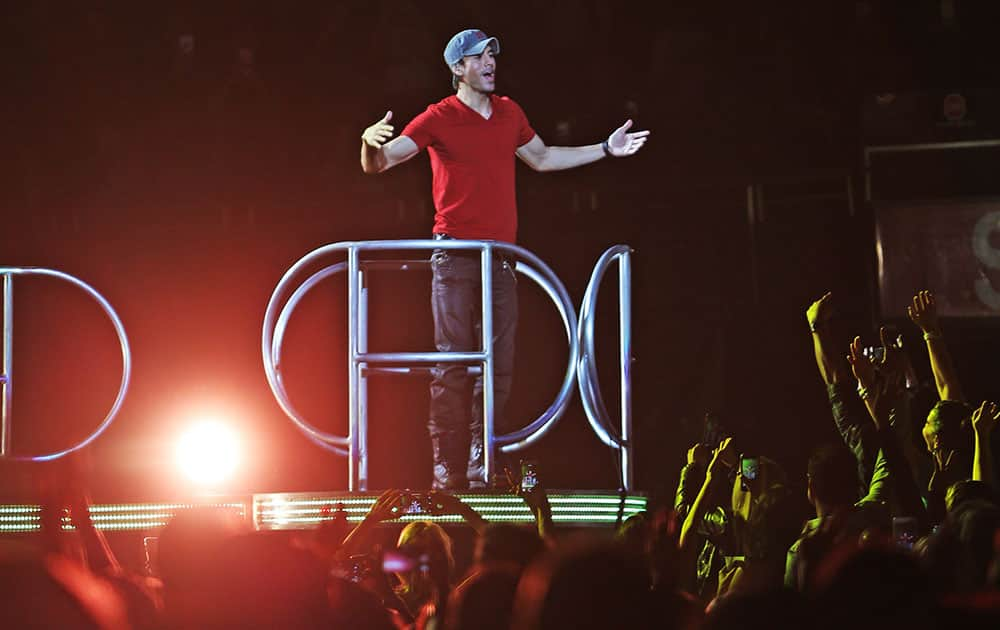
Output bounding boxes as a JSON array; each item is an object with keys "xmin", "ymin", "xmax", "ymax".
[{"xmin": 175, "ymin": 421, "xmax": 240, "ymax": 485}]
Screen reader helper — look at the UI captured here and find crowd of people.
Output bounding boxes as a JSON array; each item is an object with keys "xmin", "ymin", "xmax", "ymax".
[{"xmin": 3, "ymin": 289, "xmax": 999, "ymax": 628}]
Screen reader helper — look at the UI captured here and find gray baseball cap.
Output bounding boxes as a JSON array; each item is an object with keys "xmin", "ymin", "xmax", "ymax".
[{"xmin": 443, "ymin": 29, "xmax": 500, "ymax": 66}]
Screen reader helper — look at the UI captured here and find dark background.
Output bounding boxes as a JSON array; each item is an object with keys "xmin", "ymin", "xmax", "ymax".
[{"xmin": 3, "ymin": 0, "xmax": 1000, "ymax": 507}]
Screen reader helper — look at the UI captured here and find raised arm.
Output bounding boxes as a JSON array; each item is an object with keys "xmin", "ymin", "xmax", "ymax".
[
  {"xmin": 848, "ymin": 336, "xmax": 926, "ymax": 523},
  {"xmin": 336, "ymin": 489, "xmax": 405, "ymax": 561},
  {"xmin": 427, "ymin": 491, "xmax": 488, "ymax": 536},
  {"xmin": 678, "ymin": 438, "xmax": 734, "ymax": 552},
  {"xmin": 972, "ymin": 400, "xmax": 999, "ymax": 486},
  {"xmin": 360, "ymin": 110, "xmax": 420, "ymax": 174},
  {"xmin": 806, "ymin": 292, "xmax": 851, "ymax": 386},
  {"xmin": 907, "ymin": 290, "xmax": 965, "ymax": 402},
  {"xmin": 675, "ymin": 443, "xmax": 710, "ymax": 520},
  {"xmin": 68, "ymin": 492, "xmax": 122, "ymax": 575},
  {"xmin": 515, "ymin": 119, "xmax": 650, "ymax": 172},
  {"xmin": 808, "ymin": 293, "xmax": 878, "ymax": 481}
]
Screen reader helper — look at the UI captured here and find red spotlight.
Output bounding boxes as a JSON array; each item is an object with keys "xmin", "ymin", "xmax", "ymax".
[{"xmin": 175, "ymin": 421, "xmax": 240, "ymax": 485}]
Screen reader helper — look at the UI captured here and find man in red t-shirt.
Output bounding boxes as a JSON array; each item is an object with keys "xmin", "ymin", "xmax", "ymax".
[{"xmin": 360, "ymin": 29, "xmax": 650, "ymax": 489}]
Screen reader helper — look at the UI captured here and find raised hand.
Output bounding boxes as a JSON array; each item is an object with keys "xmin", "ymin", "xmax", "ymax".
[
  {"xmin": 876, "ymin": 325, "xmax": 908, "ymax": 374},
  {"xmin": 907, "ymin": 290, "xmax": 941, "ymax": 335},
  {"xmin": 806, "ymin": 292, "xmax": 834, "ymax": 331},
  {"xmin": 366, "ymin": 489, "xmax": 406, "ymax": 522},
  {"xmin": 606, "ymin": 119, "xmax": 650, "ymax": 157},
  {"xmin": 362, "ymin": 111, "xmax": 395, "ymax": 149},
  {"xmin": 687, "ymin": 443, "xmax": 710, "ymax": 467},
  {"xmin": 707, "ymin": 437, "xmax": 737, "ymax": 479},
  {"xmin": 972, "ymin": 401, "xmax": 1000, "ymax": 436},
  {"xmin": 428, "ymin": 490, "xmax": 488, "ymax": 534},
  {"xmin": 426, "ymin": 491, "xmax": 468, "ymax": 516},
  {"xmin": 848, "ymin": 335, "xmax": 877, "ymax": 392}
]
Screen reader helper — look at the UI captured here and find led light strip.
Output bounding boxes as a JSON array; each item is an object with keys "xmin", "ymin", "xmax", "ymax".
[
  {"xmin": 0, "ymin": 503, "xmax": 247, "ymax": 533},
  {"xmin": 0, "ymin": 494, "xmax": 645, "ymax": 533},
  {"xmin": 253, "ymin": 493, "xmax": 646, "ymax": 529}
]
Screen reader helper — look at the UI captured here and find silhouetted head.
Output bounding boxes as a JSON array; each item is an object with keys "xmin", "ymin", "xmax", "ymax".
[
  {"xmin": 0, "ymin": 542, "xmax": 130, "ymax": 629},
  {"xmin": 395, "ymin": 520, "xmax": 455, "ymax": 611},
  {"xmin": 704, "ymin": 587, "xmax": 809, "ymax": 630},
  {"xmin": 447, "ymin": 565, "xmax": 520, "ymax": 630},
  {"xmin": 475, "ymin": 524, "xmax": 545, "ymax": 569},
  {"xmin": 945, "ymin": 479, "xmax": 997, "ymax": 514},
  {"xmin": 511, "ymin": 535, "xmax": 654, "ymax": 630},
  {"xmin": 814, "ymin": 546, "xmax": 935, "ymax": 628},
  {"xmin": 922, "ymin": 400, "xmax": 973, "ymax": 467},
  {"xmin": 807, "ymin": 444, "xmax": 862, "ymax": 511}
]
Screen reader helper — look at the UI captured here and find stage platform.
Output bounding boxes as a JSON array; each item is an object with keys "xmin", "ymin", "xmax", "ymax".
[{"xmin": 0, "ymin": 490, "xmax": 647, "ymax": 533}]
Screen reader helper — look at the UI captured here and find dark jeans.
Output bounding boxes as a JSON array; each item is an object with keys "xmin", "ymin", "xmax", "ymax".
[{"xmin": 429, "ymin": 249, "xmax": 517, "ymax": 488}]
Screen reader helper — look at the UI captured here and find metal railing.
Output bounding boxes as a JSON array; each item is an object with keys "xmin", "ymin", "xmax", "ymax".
[
  {"xmin": 577, "ymin": 246, "xmax": 634, "ymax": 490},
  {"xmin": 263, "ymin": 240, "xmax": 632, "ymax": 491},
  {"xmin": 0, "ymin": 267, "xmax": 131, "ymax": 461}
]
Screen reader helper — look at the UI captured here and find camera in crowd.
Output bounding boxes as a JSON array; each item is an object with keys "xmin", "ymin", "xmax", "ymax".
[
  {"xmin": 397, "ymin": 492, "xmax": 435, "ymax": 516},
  {"xmin": 739, "ymin": 454, "xmax": 759, "ymax": 491},
  {"xmin": 520, "ymin": 460, "xmax": 539, "ymax": 492},
  {"xmin": 332, "ymin": 547, "xmax": 432, "ymax": 584}
]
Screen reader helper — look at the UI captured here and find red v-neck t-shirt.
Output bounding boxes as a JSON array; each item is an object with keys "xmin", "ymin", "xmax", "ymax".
[{"xmin": 401, "ymin": 94, "xmax": 536, "ymax": 244}]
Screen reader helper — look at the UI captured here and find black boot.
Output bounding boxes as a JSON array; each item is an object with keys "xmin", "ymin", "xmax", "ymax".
[
  {"xmin": 431, "ymin": 431, "xmax": 468, "ymax": 491},
  {"xmin": 467, "ymin": 420, "xmax": 486, "ymax": 489}
]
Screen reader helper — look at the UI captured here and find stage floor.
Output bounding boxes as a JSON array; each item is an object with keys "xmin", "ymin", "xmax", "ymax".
[{"xmin": 0, "ymin": 490, "xmax": 647, "ymax": 533}]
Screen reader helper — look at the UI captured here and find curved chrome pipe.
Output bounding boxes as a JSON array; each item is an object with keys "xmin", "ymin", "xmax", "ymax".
[
  {"xmin": 0, "ymin": 267, "xmax": 131, "ymax": 462},
  {"xmin": 576, "ymin": 246, "xmax": 633, "ymax": 489},
  {"xmin": 262, "ymin": 240, "xmax": 579, "ymax": 490},
  {"xmin": 271, "ymin": 262, "xmax": 350, "ymax": 455}
]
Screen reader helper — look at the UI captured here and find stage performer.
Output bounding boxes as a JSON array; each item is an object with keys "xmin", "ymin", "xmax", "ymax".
[{"xmin": 360, "ymin": 28, "xmax": 650, "ymax": 489}]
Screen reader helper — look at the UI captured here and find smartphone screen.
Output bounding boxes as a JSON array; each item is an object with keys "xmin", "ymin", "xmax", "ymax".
[
  {"xmin": 863, "ymin": 346, "xmax": 886, "ymax": 363},
  {"xmin": 740, "ymin": 455, "xmax": 759, "ymax": 481},
  {"xmin": 521, "ymin": 461, "xmax": 538, "ymax": 491},
  {"xmin": 382, "ymin": 549, "xmax": 430, "ymax": 574},
  {"xmin": 892, "ymin": 516, "xmax": 918, "ymax": 551},
  {"xmin": 404, "ymin": 496, "xmax": 425, "ymax": 515},
  {"xmin": 382, "ymin": 549, "xmax": 416, "ymax": 573}
]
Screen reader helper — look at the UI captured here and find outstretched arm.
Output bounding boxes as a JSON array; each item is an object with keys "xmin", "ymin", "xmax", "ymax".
[
  {"xmin": 809, "ymin": 293, "xmax": 879, "ymax": 482},
  {"xmin": 806, "ymin": 292, "xmax": 851, "ymax": 386},
  {"xmin": 427, "ymin": 491, "xmax": 488, "ymax": 536},
  {"xmin": 678, "ymin": 438, "xmax": 734, "ymax": 552},
  {"xmin": 972, "ymin": 400, "xmax": 998, "ymax": 486},
  {"xmin": 69, "ymin": 494, "xmax": 122, "ymax": 575},
  {"xmin": 336, "ymin": 489, "xmax": 405, "ymax": 561},
  {"xmin": 908, "ymin": 290, "xmax": 964, "ymax": 402},
  {"xmin": 675, "ymin": 443, "xmax": 710, "ymax": 520},
  {"xmin": 519, "ymin": 485, "xmax": 555, "ymax": 543},
  {"xmin": 360, "ymin": 110, "xmax": 420, "ymax": 174},
  {"xmin": 515, "ymin": 119, "xmax": 650, "ymax": 172},
  {"xmin": 848, "ymin": 337, "xmax": 926, "ymax": 522}
]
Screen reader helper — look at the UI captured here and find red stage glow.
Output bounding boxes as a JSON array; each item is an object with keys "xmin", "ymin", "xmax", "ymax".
[{"xmin": 175, "ymin": 420, "xmax": 241, "ymax": 486}]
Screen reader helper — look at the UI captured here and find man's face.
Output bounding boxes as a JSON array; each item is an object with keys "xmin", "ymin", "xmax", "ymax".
[{"xmin": 456, "ymin": 48, "xmax": 496, "ymax": 93}]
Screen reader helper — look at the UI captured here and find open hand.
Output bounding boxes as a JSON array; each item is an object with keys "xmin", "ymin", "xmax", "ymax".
[
  {"xmin": 972, "ymin": 401, "xmax": 1000, "ymax": 436},
  {"xmin": 606, "ymin": 120, "xmax": 650, "ymax": 157},
  {"xmin": 848, "ymin": 336, "xmax": 878, "ymax": 392},
  {"xmin": 707, "ymin": 437, "xmax": 736, "ymax": 479},
  {"xmin": 687, "ymin": 443, "xmax": 710, "ymax": 467},
  {"xmin": 362, "ymin": 111, "xmax": 395, "ymax": 149},
  {"xmin": 907, "ymin": 290, "xmax": 941, "ymax": 335}
]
